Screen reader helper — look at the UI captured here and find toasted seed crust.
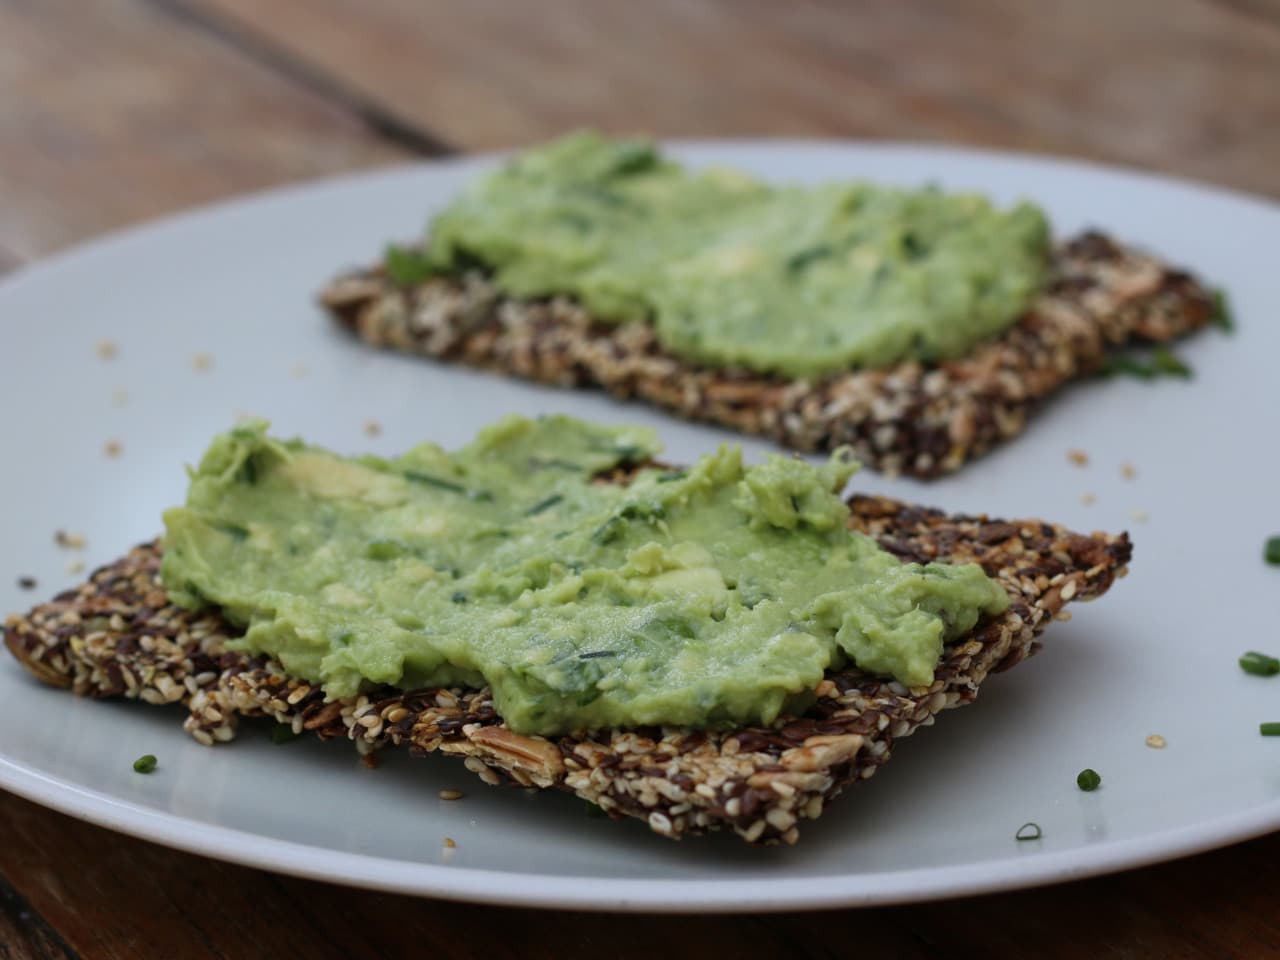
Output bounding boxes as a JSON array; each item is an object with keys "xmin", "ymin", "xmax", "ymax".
[
  {"xmin": 3, "ymin": 496, "xmax": 1130, "ymax": 845},
  {"xmin": 320, "ymin": 232, "xmax": 1212, "ymax": 478}
]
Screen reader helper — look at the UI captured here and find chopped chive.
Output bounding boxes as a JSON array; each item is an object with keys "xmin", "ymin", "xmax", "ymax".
[
  {"xmin": 271, "ymin": 725, "xmax": 301, "ymax": 745},
  {"xmin": 1015, "ymin": 822, "xmax": 1042, "ymax": 841},
  {"xmin": 404, "ymin": 470, "xmax": 491, "ymax": 501},
  {"xmin": 1211, "ymin": 288, "xmax": 1235, "ymax": 333},
  {"xmin": 132, "ymin": 754, "xmax": 157, "ymax": 774},
  {"xmin": 1076, "ymin": 768, "xmax": 1101, "ymax": 792},
  {"xmin": 1150, "ymin": 345, "xmax": 1193, "ymax": 379},
  {"xmin": 1239, "ymin": 651, "xmax": 1280, "ymax": 676},
  {"xmin": 1265, "ymin": 536, "xmax": 1280, "ymax": 566},
  {"xmin": 524, "ymin": 493, "xmax": 564, "ymax": 516},
  {"xmin": 1260, "ymin": 723, "xmax": 1280, "ymax": 737},
  {"xmin": 384, "ymin": 245, "xmax": 434, "ymax": 287}
]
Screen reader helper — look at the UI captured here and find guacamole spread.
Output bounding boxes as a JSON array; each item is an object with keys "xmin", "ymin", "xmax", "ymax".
[
  {"xmin": 161, "ymin": 417, "xmax": 1009, "ymax": 735},
  {"xmin": 415, "ymin": 132, "xmax": 1051, "ymax": 379}
]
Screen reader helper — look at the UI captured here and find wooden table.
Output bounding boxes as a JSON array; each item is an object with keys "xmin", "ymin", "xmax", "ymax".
[{"xmin": 3, "ymin": 1, "xmax": 1279, "ymax": 955}]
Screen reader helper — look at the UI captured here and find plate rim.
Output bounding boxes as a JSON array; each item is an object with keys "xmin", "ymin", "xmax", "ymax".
[{"xmin": 3, "ymin": 138, "xmax": 1279, "ymax": 911}]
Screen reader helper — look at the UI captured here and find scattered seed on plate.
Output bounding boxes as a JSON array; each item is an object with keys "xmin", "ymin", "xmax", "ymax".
[
  {"xmin": 191, "ymin": 352, "xmax": 214, "ymax": 372},
  {"xmin": 54, "ymin": 530, "xmax": 86, "ymax": 550},
  {"xmin": 133, "ymin": 754, "xmax": 157, "ymax": 774},
  {"xmin": 65, "ymin": 560, "xmax": 85, "ymax": 575},
  {"xmin": 1120, "ymin": 462, "xmax": 1137, "ymax": 480},
  {"xmin": 439, "ymin": 789, "xmax": 465, "ymax": 801},
  {"xmin": 103, "ymin": 439, "xmax": 123, "ymax": 458},
  {"xmin": 16, "ymin": 576, "xmax": 36, "ymax": 590},
  {"xmin": 1145, "ymin": 734, "xmax": 1167, "ymax": 749},
  {"xmin": 1015, "ymin": 822, "xmax": 1042, "ymax": 841},
  {"xmin": 1129, "ymin": 509, "xmax": 1149, "ymax": 523},
  {"xmin": 1076, "ymin": 768, "xmax": 1102, "ymax": 791},
  {"xmin": 111, "ymin": 388, "xmax": 129, "ymax": 407},
  {"xmin": 443, "ymin": 837, "xmax": 457, "ymax": 849},
  {"xmin": 1080, "ymin": 493, "xmax": 1097, "ymax": 506},
  {"xmin": 1067, "ymin": 449, "xmax": 1089, "ymax": 467},
  {"xmin": 289, "ymin": 362, "xmax": 309, "ymax": 379},
  {"xmin": 95, "ymin": 339, "xmax": 118, "ymax": 360},
  {"xmin": 363, "ymin": 419, "xmax": 383, "ymax": 438}
]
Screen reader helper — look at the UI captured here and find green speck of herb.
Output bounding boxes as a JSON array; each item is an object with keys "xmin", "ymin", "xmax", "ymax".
[
  {"xmin": 591, "ymin": 515, "xmax": 626, "ymax": 546},
  {"xmin": 656, "ymin": 470, "xmax": 687, "ymax": 483},
  {"xmin": 1265, "ymin": 536, "xmax": 1280, "ymax": 566},
  {"xmin": 524, "ymin": 494, "xmax": 564, "ymax": 516},
  {"xmin": 271, "ymin": 725, "xmax": 301, "ymax": 745},
  {"xmin": 451, "ymin": 591, "xmax": 467, "ymax": 604},
  {"xmin": 1150, "ymin": 345, "xmax": 1192, "ymax": 379},
  {"xmin": 384, "ymin": 245, "xmax": 434, "ymax": 287},
  {"xmin": 133, "ymin": 754, "xmax": 157, "ymax": 774},
  {"xmin": 404, "ymin": 471, "xmax": 490, "ymax": 501},
  {"xmin": 365, "ymin": 539, "xmax": 405, "ymax": 561},
  {"xmin": 612, "ymin": 444, "xmax": 647, "ymax": 464},
  {"xmin": 785, "ymin": 244, "xmax": 834, "ymax": 273},
  {"xmin": 1076, "ymin": 768, "xmax": 1101, "ymax": 792},
  {"xmin": 1239, "ymin": 651, "xmax": 1280, "ymax": 676},
  {"xmin": 1015, "ymin": 822, "xmax": 1042, "ymax": 841},
  {"xmin": 1211, "ymin": 288, "xmax": 1235, "ymax": 333},
  {"xmin": 1261, "ymin": 723, "xmax": 1280, "ymax": 737}
]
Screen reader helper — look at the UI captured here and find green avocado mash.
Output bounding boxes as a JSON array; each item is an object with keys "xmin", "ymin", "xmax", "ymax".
[
  {"xmin": 161, "ymin": 417, "xmax": 1009, "ymax": 735},
  {"xmin": 416, "ymin": 132, "xmax": 1050, "ymax": 379}
]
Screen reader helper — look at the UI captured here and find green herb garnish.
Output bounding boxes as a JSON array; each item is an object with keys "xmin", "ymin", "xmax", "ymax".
[
  {"xmin": 271, "ymin": 725, "xmax": 301, "ymax": 745},
  {"xmin": 1015, "ymin": 822, "xmax": 1042, "ymax": 841},
  {"xmin": 384, "ymin": 245, "xmax": 434, "ymax": 287},
  {"xmin": 1260, "ymin": 723, "xmax": 1280, "ymax": 737},
  {"xmin": 133, "ymin": 754, "xmax": 157, "ymax": 774},
  {"xmin": 656, "ymin": 470, "xmax": 687, "ymax": 483},
  {"xmin": 404, "ymin": 471, "xmax": 492, "ymax": 501},
  {"xmin": 1150, "ymin": 345, "xmax": 1192, "ymax": 379},
  {"xmin": 1265, "ymin": 536, "xmax": 1280, "ymax": 566},
  {"xmin": 1240, "ymin": 651, "xmax": 1280, "ymax": 676},
  {"xmin": 1097, "ymin": 347, "xmax": 1193, "ymax": 381},
  {"xmin": 524, "ymin": 494, "xmax": 564, "ymax": 516},
  {"xmin": 1211, "ymin": 288, "xmax": 1235, "ymax": 333},
  {"xmin": 1076, "ymin": 768, "xmax": 1101, "ymax": 792}
]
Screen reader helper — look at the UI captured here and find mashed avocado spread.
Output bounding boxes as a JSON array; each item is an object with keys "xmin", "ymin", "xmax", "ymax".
[
  {"xmin": 161, "ymin": 417, "xmax": 1008, "ymax": 735},
  {"xmin": 413, "ymin": 132, "xmax": 1051, "ymax": 379}
]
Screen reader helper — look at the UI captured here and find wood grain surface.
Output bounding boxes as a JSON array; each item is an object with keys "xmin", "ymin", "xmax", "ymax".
[{"xmin": 2, "ymin": 0, "xmax": 1278, "ymax": 956}]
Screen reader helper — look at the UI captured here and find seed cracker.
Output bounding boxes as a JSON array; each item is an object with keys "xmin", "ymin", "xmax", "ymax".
[
  {"xmin": 320, "ymin": 231, "xmax": 1212, "ymax": 478},
  {"xmin": 3, "ymin": 496, "xmax": 1129, "ymax": 845}
]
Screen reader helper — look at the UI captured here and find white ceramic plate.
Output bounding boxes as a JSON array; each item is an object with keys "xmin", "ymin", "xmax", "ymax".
[{"xmin": 1, "ymin": 143, "xmax": 1277, "ymax": 912}]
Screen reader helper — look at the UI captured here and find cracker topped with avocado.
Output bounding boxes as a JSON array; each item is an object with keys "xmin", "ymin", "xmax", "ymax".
[
  {"xmin": 4, "ymin": 417, "xmax": 1131, "ymax": 844},
  {"xmin": 323, "ymin": 132, "xmax": 1216, "ymax": 477}
]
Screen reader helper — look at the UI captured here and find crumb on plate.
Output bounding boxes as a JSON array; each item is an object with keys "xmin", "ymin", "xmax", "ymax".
[
  {"xmin": 95, "ymin": 340, "xmax": 118, "ymax": 360},
  {"xmin": 1067, "ymin": 449, "xmax": 1089, "ymax": 467},
  {"xmin": 54, "ymin": 530, "xmax": 86, "ymax": 550},
  {"xmin": 1145, "ymin": 734, "xmax": 1167, "ymax": 749},
  {"xmin": 1080, "ymin": 492, "xmax": 1097, "ymax": 506},
  {"xmin": 103, "ymin": 439, "xmax": 123, "ymax": 458}
]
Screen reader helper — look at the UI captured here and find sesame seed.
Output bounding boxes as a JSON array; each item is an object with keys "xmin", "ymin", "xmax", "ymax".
[
  {"xmin": 1067, "ymin": 449, "xmax": 1089, "ymax": 467},
  {"xmin": 16, "ymin": 576, "xmax": 36, "ymax": 590},
  {"xmin": 191, "ymin": 352, "xmax": 214, "ymax": 372},
  {"xmin": 438, "ymin": 789, "xmax": 465, "ymax": 801},
  {"xmin": 1145, "ymin": 734, "xmax": 1167, "ymax": 749},
  {"xmin": 54, "ymin": 530, "xmax": 86, "ymax": 550},
  {"xmin": 1130, "ymin": 509, "xmax": 1149, "ymax": 523},
  {"xmin": 103, "ymin": 439, "xmax": 123, "ymax": 458},
  {"xmin": 363, "ymin": 419, "xmax": 383, "ymax": 438},
  {"xmin": 443, "ymin": 837, "xmax": 457, "ymax": 849},
  {"xmin": 95, "ymin": 340, "xmax": 118, "ymax": 360},
  {"xmin": 1080, "ymin": 493, "xmax": 1097, "ymax": 506},
  {"xmin": 1120, "ymin": 462, "xmax": 1137, "ymax": 480},
  {"xmin": 65, "ymin": 560, "xmax": 85, "ymax": 575},
  {"xmin": 289, "ymin": 362, "xmax": 309, "ymax": 379}
]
